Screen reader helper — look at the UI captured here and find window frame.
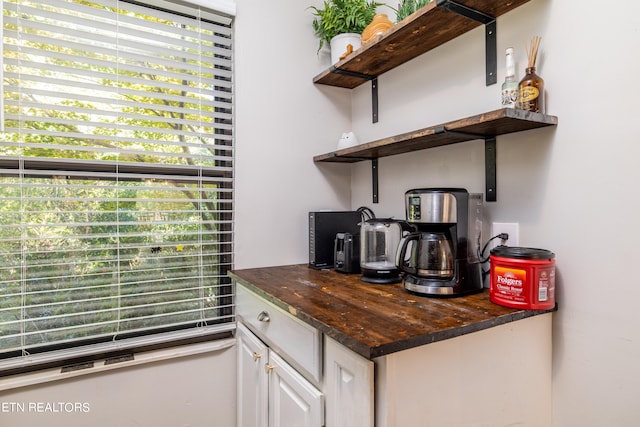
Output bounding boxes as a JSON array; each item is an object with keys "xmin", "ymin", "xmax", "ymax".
[{"xmin": 0, "ymin": 0, "xmax": 236, "ymax": 375}]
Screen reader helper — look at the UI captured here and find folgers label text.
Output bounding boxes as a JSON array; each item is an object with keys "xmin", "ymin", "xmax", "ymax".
[{"xmin": 495, "ymin": 266, "xmax": 526, "ymax": 300}]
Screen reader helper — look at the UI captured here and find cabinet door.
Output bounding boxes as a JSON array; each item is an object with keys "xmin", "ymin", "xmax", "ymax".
[
  {"xmin": 268, "ymin": 351, "xmax": 324, "ymax": 427},
  {"xmin": 324, "ymin": 336, "xmax": 374, "ymax": 427},
  {"xmin": 237, "ymin": 323, "xmax": 269, "ymax": 427}
]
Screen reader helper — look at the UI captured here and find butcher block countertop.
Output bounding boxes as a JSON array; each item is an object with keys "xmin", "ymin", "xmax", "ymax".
[{"xmin": 229, "ymin": 264, "xmax": 556, "ymax": 360}]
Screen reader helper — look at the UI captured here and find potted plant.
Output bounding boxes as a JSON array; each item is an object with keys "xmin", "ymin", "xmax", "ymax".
[
  {"xmin": 310, "ymin": 0, "xmax": 384, "ymax": 64},
  {"xmin": 395, "ymin": 0, "xmax": 430, "ymax": 22}
]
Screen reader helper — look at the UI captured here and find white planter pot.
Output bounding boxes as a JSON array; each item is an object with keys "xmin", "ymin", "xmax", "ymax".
[{"xmin": 330, "ymin": 33, "xmax": 361, "ymax": 64}]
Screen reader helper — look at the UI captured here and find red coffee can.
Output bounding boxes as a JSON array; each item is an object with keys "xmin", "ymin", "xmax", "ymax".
[{"xmin": 489, "ymin": 246, "xmax": 555, "ymax": 310}]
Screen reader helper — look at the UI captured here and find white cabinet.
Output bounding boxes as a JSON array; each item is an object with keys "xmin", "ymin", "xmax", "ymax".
[
  {"xmin": 324, "ymin": 336, "xmax": 374, "ymax": 427},
  {"xmin": 268, "ymin": 350, "xmax": 323, "ymax": 427},
  {"xmin": 237, "ymin": 323, "xmax": 324, "ymax": 427},
  {"xmin": 236, "ymin": 282, "xmax": 325, "ymax": 427},
  {"xmin": 236, "ymin": 284, "xmax": 375, "ymax": 427},
  {"xmin": 237, "ymin": 322, "xmax": 268, "ymax": 427},
  {"xmin": 235, "ymin": 281, "xmax": 553, "ymax": 427},
  {"xmin": 236, "ymin": 282, "xmax": 323, "ymax": 427}
]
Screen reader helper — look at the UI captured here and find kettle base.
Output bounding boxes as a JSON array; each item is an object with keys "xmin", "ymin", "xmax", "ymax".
[
  {"xmin": 361, "ymin": 275, "xmax": 402, "ymax": 284},
  {"xmin": 360, "ymin": 266, "xmax": 403, "ymax": 284}
]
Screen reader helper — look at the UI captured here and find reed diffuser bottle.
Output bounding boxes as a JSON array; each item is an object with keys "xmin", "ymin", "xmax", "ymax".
[{"xmin": 517, "ymin": 36, "xmax": 544, "ymax": 113}]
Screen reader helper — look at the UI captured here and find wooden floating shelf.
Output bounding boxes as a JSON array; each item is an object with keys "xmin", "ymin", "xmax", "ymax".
[
  {"xmin": 313, "ymin": 0, "xmax": 532, "ymax": 89},
  {"xmin": 314, "ymin": 108, "xmax": 558, "ymax": 163},
  {"xmin": 314, "ymin": 108, "xmax": 557, "ymax": 202}
]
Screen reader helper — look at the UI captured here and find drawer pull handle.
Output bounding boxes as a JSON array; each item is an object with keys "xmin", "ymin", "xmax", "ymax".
[
  {"xmin": 257, "ymin": 311, "xmax": 270, "ymax": 322},
  {"xmin": 265, "ymin": 364, "xmax": 275, "ymax": 374},
  {"xmin": 252, "ymin": 352, "xmax": 262, "ymax": 362}
]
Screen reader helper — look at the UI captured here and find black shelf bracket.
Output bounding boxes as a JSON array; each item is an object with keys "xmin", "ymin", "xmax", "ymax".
[
  {"xmin": 436, "ymin": 0, "xmax": 497, "ymax": 86},
  {"xmin": 434, "ymin": 127, "xmax": 497, "ymax": 202},
  {"xmin": 371, "ymin": 158, "xmax": 379, "ymax": 204},
  {"xmin": 371, "ymin": 78, "xmax": 379, "ymax": 123},
  {"xmin": 330, "ymin": 67, "xmax": 379, "ymax": 123},
  {"xmin": 484, "ymin": 137, "xmax": 497, "ymax": 202}
]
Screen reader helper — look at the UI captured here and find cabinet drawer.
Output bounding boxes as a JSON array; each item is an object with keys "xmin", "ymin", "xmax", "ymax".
[{"xmin": 236, "ymin": 284, "xmax": 322, "ymax": 383}]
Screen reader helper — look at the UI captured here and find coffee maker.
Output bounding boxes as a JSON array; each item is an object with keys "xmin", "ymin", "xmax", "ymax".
[{"xmin": 396, "ymin": 188, "xmax": 483, "ymax": 296}]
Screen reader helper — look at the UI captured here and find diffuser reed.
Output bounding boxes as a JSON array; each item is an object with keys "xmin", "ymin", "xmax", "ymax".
[{"xmin": 525, "ymin": 35, "xmax": 541, "ymax": 69}]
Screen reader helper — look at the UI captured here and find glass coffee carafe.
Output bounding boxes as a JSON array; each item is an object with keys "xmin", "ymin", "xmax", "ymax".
[{"xmin": 396, "ymin": 231, "xmax": 455, "ymax": 279}]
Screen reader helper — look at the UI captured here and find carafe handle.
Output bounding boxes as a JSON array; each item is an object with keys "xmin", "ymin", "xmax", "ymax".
[
  {"xmin": 395, "ymin": 232, "xmax": 420, "ymax": 274},
  {"xmin": 399, "ymin": 221, "xmax": 417, "ymax": 234}
]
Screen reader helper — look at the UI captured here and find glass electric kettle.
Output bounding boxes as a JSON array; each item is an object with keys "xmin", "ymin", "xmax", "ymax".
[{"xmin": 359, "ymin": 218, "xmax": 413, "ymax": 284}]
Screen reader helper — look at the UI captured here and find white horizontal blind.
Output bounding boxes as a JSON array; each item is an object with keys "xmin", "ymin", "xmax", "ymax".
[{"xmin": 0, "ymin": 0, "xmax": 234, "ymax": 363}]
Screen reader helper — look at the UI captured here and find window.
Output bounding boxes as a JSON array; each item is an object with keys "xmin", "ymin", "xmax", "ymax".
[{"xmin": 0, "ymin": 0, "xmax": 234, "ymax": 372}]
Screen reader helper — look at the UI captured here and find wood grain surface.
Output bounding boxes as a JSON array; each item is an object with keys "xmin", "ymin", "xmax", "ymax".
[
  {"xmin": 230, "ymin": 264, "xmax": 555, "ymax": 359},
  {"xmin": 313, "ymin": 108, "xmax": 558, "ymax": 163}
]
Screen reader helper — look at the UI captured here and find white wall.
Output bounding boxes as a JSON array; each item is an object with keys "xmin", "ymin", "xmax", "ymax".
[
  {"xmin": 235, "ymin": 0, "xmax": 640, "ymax": 425},
  {"xmin": 233, "ymin": 0, "xmax": 354, "ymax": 269},
  {"xmin": 0, "ymin": 343, "xmax": 236, "ymax": 427}
]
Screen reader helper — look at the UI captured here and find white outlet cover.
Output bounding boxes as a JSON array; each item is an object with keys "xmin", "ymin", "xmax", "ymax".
[{"xmin": 491, "ymin": 222, "xmax": 519, "ymax": 248}]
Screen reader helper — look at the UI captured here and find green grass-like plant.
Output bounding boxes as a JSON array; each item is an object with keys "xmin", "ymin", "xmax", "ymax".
[{"xmin": 395, "ymin": 0, "xmax": 431, "ymax": 22}]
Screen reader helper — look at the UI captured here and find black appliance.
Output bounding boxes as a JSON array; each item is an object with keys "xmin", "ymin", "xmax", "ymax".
[
  {"xmin": 309, "ymin": 211, "xmax": 361, "ymax": 269},
  {"xmin": 334, "ymin": 232, "xmax": 360, "ymax": 273}
]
